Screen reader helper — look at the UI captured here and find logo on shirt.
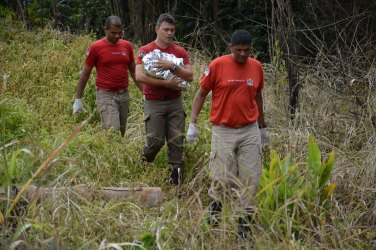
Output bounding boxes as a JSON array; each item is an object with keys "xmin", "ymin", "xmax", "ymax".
[
  {"xmin": 111, "ymin": 51, "xmax": 126, "ymax": 56},
  {"xmin": 139, "ymin": 51, "xmax": 146, "ymax": 57},
  {"xmin": 204, "ymin": 67, "xmax": 210, "ymax": 76},
  {"xmin": 228, "ymin": 79, "xmax": 244, "ymax": 83},
  {"xmin": 247, "ymin": 79, "xmax": 254, "ymax": 86}
]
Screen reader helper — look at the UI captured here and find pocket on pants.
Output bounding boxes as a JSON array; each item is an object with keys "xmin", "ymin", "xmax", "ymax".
[
  {"xmin": 98, "ymin": 102, "xmax": 107, "ymax": 113},
  {"xmin": 209, "ymin": 150, "xmax": 217, "ymax": 174},
  {"xmin": 144, "ymin": 113, "xmax": 151, "ymax": 133},
  {"xmin": 144, "ymin": 113, "xmax": 150, "ymax": 122}
]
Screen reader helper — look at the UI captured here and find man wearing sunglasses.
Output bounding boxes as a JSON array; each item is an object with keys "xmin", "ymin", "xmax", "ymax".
[{"xmin": 73, "ymin": 15, "xmax": 141, "ymax": 136}]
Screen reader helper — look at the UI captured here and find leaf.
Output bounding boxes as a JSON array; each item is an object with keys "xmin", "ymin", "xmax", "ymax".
[
  {"xmin": 319, "ymin": 150, "xmax": 335, "ymax": 189},
  {"xmin": 307, "ymin": 135, "xmax": 322, "ymax": 175},
  {"xmin": 11, "ymin": 223, "xmax": 32, "ymax": 243},
  {"xmin": 320, "ymin": 183, "xmax": 336, "ymax": 204},
  {"xmin": 281, "ymin": 153, "xmax": 292, "ymax": 175},
  {"xmin": 4, "ymin": 148, "xmax": 31, "ymax": 186},
  {"xmin": 140, "ymin": 232, "xmax": 156, "ymax": 248},
  {"xmin": 0, "ymin": 210, "xmax": 4, "ymax": 225}
]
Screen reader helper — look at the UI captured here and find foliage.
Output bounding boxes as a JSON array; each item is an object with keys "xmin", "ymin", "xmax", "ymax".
[
  {"xmin": 0, "ymin": 19, "xmax": 374, "ymax": 249},
  {"xmin": 0, "ymin": 99, "xmax": 32, "ymax": 144},
  {"xmin": 258, "ymin": 136, "xmax": 335, "ymax": 237}
]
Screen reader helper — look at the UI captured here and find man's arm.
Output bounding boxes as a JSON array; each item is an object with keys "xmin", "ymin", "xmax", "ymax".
[
  {"xmin": 135, "ymin": 64, "xmax": 185, "ymax": 90},
  {"xmin": 76, "ymin": 64, "xmax": 93, "ymax": 99},
  {"xmin": 190, "ymin": 87, "xmax": 209, "ymax": 124},
  {"xmin": 156, "ymin": 59, "xmax": 193, "ymax": 82},
  {"xmin": 173, "ymin": 63, "xmax": 193, "ymax": 82},
  {"xmin": 256, "ymin": 91, "xmax": 266, "ymax": 127},
  {"xmin": 129, "ymin": 61, "xmax": 142, "ymax": 92},
  {"xmin": 186, "ymin": 87, "xmax": 209, "ymax": 143}
]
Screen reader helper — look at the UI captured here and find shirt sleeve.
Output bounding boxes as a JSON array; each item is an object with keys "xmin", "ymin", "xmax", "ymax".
[
  {"xmin": 84, "ymin": 44, "xmax": 97, "ymax": 67},
  {"xmin": 200, "ymin": 61, "xmax": 216, "ymax": 91},
  {"xmin": 181, "ymin": 49, "xmax": 191, "ymax": 65},
  {"xmin": 136, "ymin": 46, "xmax": 149, "ymax": 65}
]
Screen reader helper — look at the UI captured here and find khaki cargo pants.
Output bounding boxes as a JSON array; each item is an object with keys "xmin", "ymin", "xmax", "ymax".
[
  {"xmin": 208, "ymin": 122, "xmax": 262, "ymax": 210},
  {"xmin": 96, "ymin": 90, "xmax": 130, "ymax": 136}
]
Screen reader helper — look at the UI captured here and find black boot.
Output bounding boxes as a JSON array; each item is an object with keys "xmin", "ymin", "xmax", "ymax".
[
  {"xmin": 237, "ymin": 215, "xmax": 255, "ymax": 248},
  {"xmin": 207, "ymin": 200, "xmax": 222, "ymax": 226},
  {"xmin": 170, "ymin": 165, "xmax": 183, "ymax": 185},
  {"xmin": 238, "ymin": 216, "xmax": 251, "ymax": 239}
]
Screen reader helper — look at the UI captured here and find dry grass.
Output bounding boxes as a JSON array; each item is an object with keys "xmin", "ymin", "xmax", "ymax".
[{"xmin": 0, "ymin": 19, "xmax": 375, "ymax": 249}]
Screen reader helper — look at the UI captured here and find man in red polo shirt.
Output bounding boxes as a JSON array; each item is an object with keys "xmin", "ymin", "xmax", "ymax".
[
  {"xmin": 186, "ymin": 30, "xmax": 270, "ymax": 243},
  {"xmin": 73, "ymin": 16, "xmax": 141, "ymax": 136},
  {"xmin": 135, "ymin": 13, "xmax": 193, "ymax": 185}
]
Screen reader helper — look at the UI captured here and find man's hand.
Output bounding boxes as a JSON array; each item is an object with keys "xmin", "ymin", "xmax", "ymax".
[
  {"xmin": 165, "ymin": 77, "xmax": 186, "ymax": 91},
  {"xmin": 259, "ymin": 127, "xmax": 270, "ymax": 148},
  {"xmin": 72, "ymin": 99, "xmax": 86, "ymax": 114},
  {"xmin": 154, "ymin": 59, "xmax": 175, "ymax": 71},
  {"xmin": 186, "ymin": 123, "xmax": 199, "ymax": 143}
]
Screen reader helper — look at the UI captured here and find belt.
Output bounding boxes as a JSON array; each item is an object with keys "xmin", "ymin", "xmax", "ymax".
[
  {"xmin": 97, "ymin": 87, "xmax": 127, "ymax": 93},
  {"xmin": 145, "ymin": 93, "xmax": 180, "ymax": 101},
  {"xmin": 214, "ymin": 121, "xmax": 256, "ymax": 128}
]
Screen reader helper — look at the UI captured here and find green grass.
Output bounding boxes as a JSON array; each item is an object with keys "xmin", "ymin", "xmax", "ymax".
[{"xmin": 1, "ymin": 19, "xmax": 375, "ymax": 249}]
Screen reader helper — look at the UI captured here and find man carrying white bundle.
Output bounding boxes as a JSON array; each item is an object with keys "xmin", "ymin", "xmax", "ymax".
[
  {"xmin": 186, "ymin": 30, "xmax": 270, "ymax": 243},
  {"xmin": 135, "ymin": 13, "xmax": 193, "ymax": 186}
]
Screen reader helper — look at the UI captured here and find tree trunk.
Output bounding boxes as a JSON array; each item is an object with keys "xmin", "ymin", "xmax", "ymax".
[
  {"xmin": 272, "ymin": 0, "xmax": 300, "ymax": 119},
  {"xmin": 16, "ymin": 0, "xmax": 26, "ymax": 26}
]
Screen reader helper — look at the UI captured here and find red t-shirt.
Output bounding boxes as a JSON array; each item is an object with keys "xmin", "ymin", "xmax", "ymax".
[
  {"xmin": 85, "ymin": 38, "xmax": 134, "ymax": 91},
  {"xmin": 136, "ymin": 41, "xmax": 190, "ymax": 96},
  {"xmin": 200, "ymin": 55, "xmax": 264, "ymax": 127}
]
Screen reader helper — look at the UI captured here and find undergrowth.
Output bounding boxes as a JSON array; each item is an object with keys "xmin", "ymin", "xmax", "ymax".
[{"xmin": 0, "ymin": 19, "xmax": 375, "ymax": 249}]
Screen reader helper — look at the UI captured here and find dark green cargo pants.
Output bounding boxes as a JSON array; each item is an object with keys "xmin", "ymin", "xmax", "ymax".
[{"xmin": 142, "ymin": 97, "xmax": 185, "ymax": 169}]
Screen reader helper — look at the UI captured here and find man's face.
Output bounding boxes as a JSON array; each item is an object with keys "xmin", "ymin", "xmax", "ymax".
[
  {"xmin": 155, "ymin": 22, "xmax": 176, "ymax": 44},
  {"xmin": 104, "ymin": 25, "xmax": 123, "ymax": 44},
  {"xmin": 230, "ymin": 44, "xmax": 251, "ymax": 64}
]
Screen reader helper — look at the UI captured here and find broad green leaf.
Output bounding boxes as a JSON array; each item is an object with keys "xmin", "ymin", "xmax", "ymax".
[
  {"xmin": 307, "ymin": 135, "xmax": 322, "ymax": 175},
  {"xmin": 6, "ymin": 148, "xmax": 32, "ymax": 186},
  {"xmin": 0, "ymin": 210, "xmax": 4, "ymax": 225},
  {"xmin": 281, "ymin": 154, "xmax": 292, "ymax": 175},
  {"xmin": 319, "ymin": 150, "xmax": 335, "ymax": 189},
  {"xmin": 8, "ymin": 150, "xmax": 21, "ymax": 184},
  {"xmin": 320, "ymin": 183, "xmax": 336, "ymax": 204}
]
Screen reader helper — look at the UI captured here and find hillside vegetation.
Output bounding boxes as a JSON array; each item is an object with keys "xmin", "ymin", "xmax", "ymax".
[{"xmin": 0, "ymin": 20, "xmax": 375, "ymax": 249}]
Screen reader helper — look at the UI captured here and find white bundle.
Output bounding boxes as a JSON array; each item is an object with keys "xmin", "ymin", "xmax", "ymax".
[{"xmin": 142, "ymin": 49, "xmax": 189, "ymax": 89}]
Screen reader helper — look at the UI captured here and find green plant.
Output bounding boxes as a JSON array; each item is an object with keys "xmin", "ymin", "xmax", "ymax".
[
  {"xmin": 0, "ymin": 99, "xmax": 30, "ymax": 144},
  {"xmin": 258, "ymin": 135, "xmax": 336, "ymax": 236}
]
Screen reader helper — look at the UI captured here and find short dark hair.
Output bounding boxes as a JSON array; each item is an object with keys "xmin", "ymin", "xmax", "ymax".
[
  {"xmin": 230, "ymin": 30, "xmax": 252, "ymax": 45},
  {"xmin": 156, "ymin": 13, "xmax": 175, "ymax": 27},
  {"xmin": 104, "ymin": 16, "xmax": 122, "ymax": 28}
]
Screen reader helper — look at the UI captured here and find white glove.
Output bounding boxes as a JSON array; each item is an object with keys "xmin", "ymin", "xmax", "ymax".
[
  {"xmin": 72, "ymin": 98, "xmax": 86, "ymax": 114},
  {"xmin": 259, "ymin": 127, "xmax": 270, "ymax": 148},
  {"xmin": 186, "ymin": 123, "xmax": 199, "ymax": 143}
]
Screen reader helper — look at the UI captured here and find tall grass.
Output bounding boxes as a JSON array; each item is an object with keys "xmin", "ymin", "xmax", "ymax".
[{"xmin": 0, "ymin": 19, "xmax": 375, "ymax": 249}]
